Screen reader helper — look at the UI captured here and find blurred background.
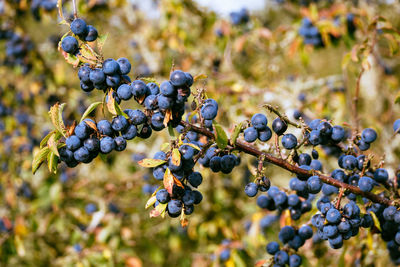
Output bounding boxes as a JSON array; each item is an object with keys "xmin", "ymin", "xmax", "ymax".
[{"xmin": 1, "ymin": 0, "xmax": 400, "ymax": 266}]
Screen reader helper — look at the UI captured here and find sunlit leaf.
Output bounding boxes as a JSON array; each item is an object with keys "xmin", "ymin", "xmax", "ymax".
[
  {"xmin": 138, "ymin": 158, "xmax": 166, "ymax": 168},
  {"xmin": 214, "ymin": 122, "xmax": 228, "ymax": 149}
]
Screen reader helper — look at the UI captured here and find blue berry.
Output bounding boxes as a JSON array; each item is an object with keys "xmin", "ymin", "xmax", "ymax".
[
  {"xmin": 188, "ymin": 172, "xmax": 202, "ymax": 188},
  {"xmin": 266, "ymin": 241, "xmax": 280, "ymax": 255},
  {"xmin": 85, "ymin": 203, "xmax": 97, "ymax": 214},
  {"xmin": 144, "ymin": 95, "xmax": 158, "ymax": 110},
  {"xmin": 357, "ymin": 139, "xmax": 370, "ymax": 151},
  {"xmin": 358, "ymin": 176, "xmax": 374, "ymax": 192},
  {"xmin": 298, "ymin": 225, "xmax": 313, "ymax": 240},
  {"xmin": 85, "ymin": 25, "xmax": 98, "ymax": 42},
  {"xmin": 209, "ymin": 156, "xmax": 221, "ymax": 172},
  {"xmin": 117, "ymin": 84, "xmax": 133, "ymax": 100},
  {"xmin": 66, "ymin": 135, "xmax": 81, "ymax": 151},
  {"xmin": 74, "ymin": 121, "xmax": 92, "ymax": 140},
  {"xmin": 169, "ymin": 70, "xmax": 187, "ymax": 87},
  {"xmin": 258, "ymin": 127, "xmax": 272, "ymax": 142},
  {"xmin": 61, "ymin": 36, "xmax": 78, "ymax": 54},
  {"xmin": 323, "ymin": 225, "xmax": 338, "ymax": 238},
  {"xmin": 288, "ymin": 194, "xmax": 300, "ymax": 207},
  {"xmin": 281, "ymin": 134, "xmax": 297, "ymax": 149},
  {"xmin": 117, "ymin": 58, "xmax": 131, "ymax": 75},
  {"xmin": 89, "ymin": 68, "xmax": 106, "ymax": 84},
  {"xmin": 157, "ymin": 95, "xmax": 173, "ymax": 110},
  {"xmin": 84, "ymin": 137, "xmax": 100, "ymax": 152},
  {"xmin": 331, "ymin": 125, "xmax": 345, "ymax": 142},
  {"xmin": 100, "ymin": 136, "xmax": 115, "ymax": 154},
  {"xmin": 103, "ymin": 58, "xmax": 120, "ymax": 75},
  {"xmin": 244, "ymin": 127, "xmax": 258, "ymax": 142},
  {"xmin": 131, "ymin": 80, "xmax": 148, "ymax": 97},
  {"xmin": 97, "ymin": 120, "xmax": 113, "ymax": 136},
  {"xmin": 307, "ymin": 176, "xmax": 322, "ymax": 193},
  {"xmin": 326, "ymin": 208, "xmax": 341, "ymax": 224},
  {"xmin": 70, "ymin": 18, "xmax": 87, "ymax": 35},
  {"xmin": 342, "ymin": 155, "xmax": 357, "ymax": 170},
  {"xmin": 272, "ymin": 117, "xmax": 287, "ymax": 135},
  {"xmin": 308, "ymin": 130, "xmax": 321, "ymax": 145},
  {"xmin": 251, "ymin": 113, "xmax": 268, "ymax": 130},
  {"xmin": 289, "ymin": 254, "xmax": 302, "ymax": 267},
  {"xmin": 201, "ymin": 103, "xmax": 218, "ymax": 120},
  {"xmin": 256, "ymin": 195, "xmax": 271, "ymax": 209},
  {"xmin": 298, "ymin": 153, "xmax": 311, "ymax": 166},
  {"xmin": 220, "ymin": 249, "xmax": 230, "ymax": 262},
  {"xmin": 167, "ymin": 199, "xmax": 182, "ymax": 217},
  {"xmin": 361, "ymin": 128, "xmax": 377, "ymax": 143},
  {"xmin": 279, "ymin": 226, "xmax": 295, "ymax": 243},
  {"xmin": 74, "ymin": 146, "xmax": 90, "ymax": 162},
  {"xmin": 147, "ymin": 82, "xmax": 160, "ymax": 95},
  {"xmin": 374, "ymin": 168, "xmax": 388, "ymax": 183},
  {"xmin": 274, "ymin": 250, "xmax": 289, "ymax": 265},
  {"xmin": 78, "ymin": 64, "xmax": 91, "ymax": 83},
  {"xmin": 160, "ymin": 81, "xmax": 175, "ymax": 96},
  {"xmin": 126, "ymin": 109, "xmax": 147, "ymax": 125},
  {"xmin": 106, "ymin": 74, "xmax": 121, "ymax": 87},
  {"xmin": 151, "ymin": 112, "xmax": 165, "ymax": 130},
  {"xmin": 114, "ymin": 136, "xmax": 127, "ymax": 151},
  {"xmin": 153, "ymin": 166, "xmax": 165, "ymax": 180},
  {"xmin": 111, "ymin": 115, "xmax": 129, "ymax": 132},
  {"xmin": 244, "ymin": 182, "xmax": 258, "ymax": 197},
  {"xmin": 393, "ymin": 119, "xmax": 400, "ymax": 133}
]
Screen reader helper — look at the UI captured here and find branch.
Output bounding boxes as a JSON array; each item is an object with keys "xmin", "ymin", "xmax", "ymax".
[
  {"xmin": 72, "ymin": 0, "xmax": 78, "ymax": 18},
  {"xmin": 180, "ymin": 121, "xmax": 395, "ymax": 207}
]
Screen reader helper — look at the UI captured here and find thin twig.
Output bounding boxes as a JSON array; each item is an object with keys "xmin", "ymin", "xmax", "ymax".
[
  {"xmin": 72, "ymin": 0, "xmax": 78, "ymax": 18},
  {"xmin": 336, "ymin": 188, "xmax": 345, "ymax": 209}
]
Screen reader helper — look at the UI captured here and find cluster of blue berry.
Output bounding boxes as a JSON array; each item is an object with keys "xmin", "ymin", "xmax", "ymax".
[
  {"xmin": 61, "ymin": 18, "xmax": 98, "ymax": 55},
  {"xmin": 266, "ymin": 225, "xmax": 313, "ymax": 267},
  {"xmin": 0, "ymin": 29, "xmax": 34, "ymax": 74},
  {"xmin": 30, "ymin": 0, "xmax": 57, "ymax": 21}
]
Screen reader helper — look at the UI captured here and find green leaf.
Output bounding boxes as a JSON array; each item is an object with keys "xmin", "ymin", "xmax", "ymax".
[
  {"xmin": 161, "ymin": 143, "xmax": 170, "ymax": 151},
  {"xmin": 106, "ymin": 90, "xmax": 117, "ymax": 116},
  {"xmin": 214, "ymin": 122, "xmax": 228, "ymax": 149},
  {"xmin": 114, "ymin": 101, "xmax": 129, "ymax": 119},
  {"xmin": 168, "ymin": 124, "xmax": 175, "ymax": 137},
  {"xmin": 47, "ymin": 131, "xmax": 62, "ymax": 157},
  {"xmin": 341, "ymin": 52, "xmax": 351, "ymax": 70},
  {"xmin": 182, "ymin": 143, "xmax": 201, "ymax": 151},
  {"xmin": 65, "ymin": 53, "xmax": 80, "ymax": 67},
  {"xmin": 194, "ymin": 74, "xmax": 208, "ymax": 82},
  {"xmin": 171, "ymin": 148, "xmax": 181, "ymax": 167},
  {"xmin": 97, "ymin": 34, "xmax": 108, "ymax": 52},
  {"xmin": 58, "ymin": 19, "xmax": 69, "ymax": 26},
  {"xmin": 78, "ymin": 44, "xmax": 99, "ymax": 64},
  {"xmin": 145, "ymin": 196, "xmax": 157, "ymax": 209},
  {"xmin": 47, "ymin": 151, "xmax": 58, "ymax": 174},
  {"xmin": 40, "ymin": 130, "xmax": 56, "ymax": 149},
  {"xmin": 231, "ymin": 122, "xmax": 243, "ymax": 145},
  {"xmin": 80, "ymin": 102, "xmax": 102, "ymax": 123},
  {"xmin": 32, "ymin": 147, "xmax": 50, "ymax": 174},
  {"xmin": 369, "ymin": 211, "xmax": 382, "ymax": 232},
  {"xmin": 395, "ymin": 92, "xmax": 400, "ymax": 104},
  {"xmin": 150, "ymin": 203, "xmax": 167, "ymax": 218},
  {"xmin": 48, "ymin": 103, "xmax": 67, "ymax": 137},
  {"xmin": 137, "ymin": 158, "xmax": 166, "ymax": 168}
]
